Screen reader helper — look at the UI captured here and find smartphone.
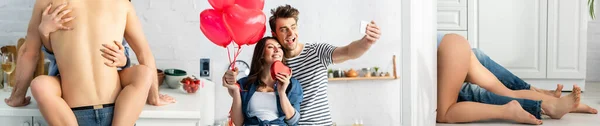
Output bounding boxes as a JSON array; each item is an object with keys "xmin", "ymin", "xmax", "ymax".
[{"xmin": 360, "ymin": 21, "xmax": 369, "ymax": 34}]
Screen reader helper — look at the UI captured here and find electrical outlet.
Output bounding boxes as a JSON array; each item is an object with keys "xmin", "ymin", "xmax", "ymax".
[{"xmin": 200, "ymin": 58, "xmax": 210, "ymax": 78}]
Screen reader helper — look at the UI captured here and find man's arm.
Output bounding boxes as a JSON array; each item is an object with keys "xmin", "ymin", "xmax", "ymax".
[
  {"xmin": 5, "ymin": 0, "xmax": 48, "ymax": 107},
  {"xmin": 122, "ymin": 3, "xmax": 160, "ymax": 105},
  {"xmin": 331, "ymin": 21, "xmax": 381, "ymax": 64}
]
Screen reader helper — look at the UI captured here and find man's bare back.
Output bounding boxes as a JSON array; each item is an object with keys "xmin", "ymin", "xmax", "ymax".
[{"xmin": 45, "ymin": 0, "xmax": 130, "ymax": 108}]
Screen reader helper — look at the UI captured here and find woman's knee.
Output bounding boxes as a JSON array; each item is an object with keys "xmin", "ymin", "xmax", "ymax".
[
  {"xmin": 440, "ymin": 34, "xmax": 471, "ymax": 50},
  {"xmin": 131, "ymin": 65, "xmax": 154, "ymax": 89},
  {"xmin": 436, "ymin": 113, "xmax": 451, "ymax": 123},
  {"xmin": 31, "ymin": 76, "xmax": 60, "ymax": 97}
]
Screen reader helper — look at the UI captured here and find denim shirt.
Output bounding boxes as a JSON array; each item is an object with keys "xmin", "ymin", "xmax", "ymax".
[
  {"xmin": 237, "ymin": 77, "xmax": 303, "ymax": 126},
  {"xmin": 42, "ymin": 40, "xmax": 131, "ymax": 76}
]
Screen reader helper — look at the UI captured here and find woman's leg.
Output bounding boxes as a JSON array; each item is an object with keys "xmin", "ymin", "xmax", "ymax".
[
  {"xmin": 458, "ymin": 83, "xmax": 543, "ymax": 119},
  {"xmin": 465, "ymin": 48, "xmax": 581, "ymax": 119},
  {"xmin": 31, "ymin": 75, "xmax": 78, "ymax": 125},
  {"xmin": 112, "ymin": 65, "xmax": 153, "ymax": 125},
  {"xmin": 436, "ymin": 34, "xmax": 541, "ymax": 124}
]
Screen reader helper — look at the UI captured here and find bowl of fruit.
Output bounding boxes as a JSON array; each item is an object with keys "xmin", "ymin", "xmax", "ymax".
[
  {"xmin": 164, "ymin": 69, "xmax": 187, "ymax": 89},
  {"xmin": 181, "ymin": 76, "xmax": 204, "ymax": 94}
]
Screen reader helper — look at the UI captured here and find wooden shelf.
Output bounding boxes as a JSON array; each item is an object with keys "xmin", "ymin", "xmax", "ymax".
[
  {"xmin": 328, "ymin": 76, "xmax": 396, "ymax": 81},
  {"xmin": 328, "ymin": 55, "xmax": 399, "ymax": 81}
]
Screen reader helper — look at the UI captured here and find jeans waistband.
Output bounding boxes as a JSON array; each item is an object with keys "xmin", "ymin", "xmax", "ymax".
[{"xmin": 71, "ymin": 103, "xmax": 115, "ymax": 111}]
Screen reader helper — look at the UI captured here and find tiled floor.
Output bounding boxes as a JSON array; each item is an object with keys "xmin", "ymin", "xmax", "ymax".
[{"xmin": 437, "ymin": 82, "xmax": 600, "ymax": 126}]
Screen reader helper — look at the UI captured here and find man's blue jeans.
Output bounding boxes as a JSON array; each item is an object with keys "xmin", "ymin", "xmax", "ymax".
[{"xmin": 457, "ymin": 48, "xmax": 542, "ymax": 119}]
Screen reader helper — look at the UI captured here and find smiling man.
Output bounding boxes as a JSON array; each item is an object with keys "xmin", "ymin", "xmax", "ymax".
[
  {"xmin": 222, "ymin": 4, "xmax": 381, "ymax": 126},
  {"xmin": 269, "ymin": 5, "xmax": 381, "ymax": 125}
]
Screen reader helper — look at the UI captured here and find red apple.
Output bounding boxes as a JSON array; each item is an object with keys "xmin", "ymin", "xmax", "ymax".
[
  {"xmin": 184, "ymin": 86, "xmax": 191, "ymax": 92},
  {"xmin": 192, "ymin": 86, "xmax": 199, "ymax": 93}
]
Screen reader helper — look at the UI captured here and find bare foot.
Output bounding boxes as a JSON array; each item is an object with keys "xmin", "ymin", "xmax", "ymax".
[
  {"xmin": 543, "ymin": 85, "xmax": 581, "ymax": 119},
  {"xmin": 552, "ymin": 84, "xmax": 564, "ymax": 98},
  {"xmin": 536, "ymin": 84, "xmax": 563, "ymax": 98},
  {"xmin": 571, "ymin": 103, "xmax": 598, "ymax": 114},
  {"xmin": 504, "ymin": 100, "xmax": 543, "ymax": 125}
]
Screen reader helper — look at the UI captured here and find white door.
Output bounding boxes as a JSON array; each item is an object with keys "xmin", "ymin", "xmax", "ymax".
[
  {"xmin": 546, "ymin": 0, "xmax": 588, "ymax": 79},
  {"xmin": 0, "ymin": 116, "xmax": 33, "ymax": 126},
  {"xmin": 32, "ymin": 116, "xmax": 47, "ymax": 126},
  {"xmin": 402, "ymin": 0, "xmax": 436, "ymax": 125},
  {"xmin": 472, "ymin": 0, "xmax": 548, "ymax": 79}
]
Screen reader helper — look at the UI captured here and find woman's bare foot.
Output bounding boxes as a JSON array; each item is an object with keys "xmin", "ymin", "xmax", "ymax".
[
  {"xmin": 504, "ymin": 100, "xmax": 543, "ymax": 125},
  {"xmin": 543, "ymin": 85, "xmax": 581, "ymax": 119},
  {"xmin": 534, "ymin": 84, "xmax": 563, "ymax": 98},
  {"xmin": 552, "ymin": 84, "xmax": 564, "ymax": 98},
  {"xmin": 571, "ymin": 103, "xmax": 598, "ymax": 114}
]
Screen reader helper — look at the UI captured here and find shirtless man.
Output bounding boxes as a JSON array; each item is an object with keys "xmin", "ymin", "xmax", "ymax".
[{"xmin": 8, "ymin": 0, "xmax": 155, "ymax": 125}]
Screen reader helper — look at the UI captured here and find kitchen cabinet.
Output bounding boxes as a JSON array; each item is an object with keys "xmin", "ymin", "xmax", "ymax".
[{"xmin": 438, "ymin": 0, "xmax": 588, "ymax": 90}]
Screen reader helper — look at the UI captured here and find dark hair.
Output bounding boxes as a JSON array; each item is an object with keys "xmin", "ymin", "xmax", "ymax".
[
  {"xmin": 268, "ymin": 4, "xmax": 299, "ymax": 33},
  {"xmin": 243, "ymin": 37, "xmax": 284, "ymax": 90}
]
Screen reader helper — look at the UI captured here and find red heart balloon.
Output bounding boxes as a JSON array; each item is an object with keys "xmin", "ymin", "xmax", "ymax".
[
  {"xmin": 235, "ymin": 0, "xmax": 265, "ymax": 10},
  {"xmin": 223, "ymin": 4, "xmax": 266, "ymax": 46},
  {"xmin": 200, "ymin": 9, "xmax": 232, "ymax": 48},
  {"xmin": 208, "ymin": 0, "xmax": 234, "ymax": 11},
  {"xmin": 246, "ymin": 26, "xmax": 265, "ymax": 45}
]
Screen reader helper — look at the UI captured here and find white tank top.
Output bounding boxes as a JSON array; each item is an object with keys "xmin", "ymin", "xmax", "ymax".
[{"xmin": 248, "ymin": 92, "xmax": 279, "ymax": 121}]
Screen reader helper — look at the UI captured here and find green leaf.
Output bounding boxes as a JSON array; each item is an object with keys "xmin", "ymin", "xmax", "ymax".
[{"xmin": 591, "ymin": 0, "xmax": 596, "ymax": 20}]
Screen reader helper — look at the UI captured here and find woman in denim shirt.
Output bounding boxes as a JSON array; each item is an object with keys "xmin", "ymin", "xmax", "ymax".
[{"xmin": 222, "ymin": 37, "xmax": 303, "ymax": 126}]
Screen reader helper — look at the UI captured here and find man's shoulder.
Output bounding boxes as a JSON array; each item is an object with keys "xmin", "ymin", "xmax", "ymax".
[
  {"xmin": 34, "ymin": 0, "xmax": 52, "ymax": 9},
  {"xmin": 303, "ymin": 42, "xmax": 335, "ymax": 51},
  {"xmin": 121, "ymin": 0, "xmax": 135, "ymax": 12}
]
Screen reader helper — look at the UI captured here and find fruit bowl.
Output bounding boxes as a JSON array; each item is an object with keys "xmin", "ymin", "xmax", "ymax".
[
  {"xmin": 180, "ymin": 76, "xmax": 204, "ymax": 94},
  {"xmin": 164, "ymin": 69, "xmax": 187, "ymax": 89}
]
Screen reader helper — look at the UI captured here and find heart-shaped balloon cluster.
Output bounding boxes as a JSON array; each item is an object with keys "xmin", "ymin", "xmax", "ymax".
[{"xmin": 200, "ymin": 0, "xmax": 266, "ymax": 48}]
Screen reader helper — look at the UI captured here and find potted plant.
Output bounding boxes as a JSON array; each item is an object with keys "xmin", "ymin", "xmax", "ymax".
[
  {"xmin": 591, "ymin": 0, "xmax": 596, "ymax": 20},
  {"xmin": 372, "ymin": 67, "xmax": 380, "ymax": 77},
  {"xmin": 328, "ymin": 69, "xmax": 334, "ymax": 78}
]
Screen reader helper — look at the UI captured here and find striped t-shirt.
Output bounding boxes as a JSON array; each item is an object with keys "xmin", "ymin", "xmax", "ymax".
[{"xmin": 286, "ymin": 43, "xmax": 336, "ymax": 125}]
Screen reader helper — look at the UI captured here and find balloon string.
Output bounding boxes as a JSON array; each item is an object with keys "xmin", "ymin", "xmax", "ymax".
[
  {"xmin": 227, "ymin": 45, "xmax": 233, "ymax": 70},
  {"xmin": 231, "ymin": 44, "xmax": 243, "ymax": 70}
]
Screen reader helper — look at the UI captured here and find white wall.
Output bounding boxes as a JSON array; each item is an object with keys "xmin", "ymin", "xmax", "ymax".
[
  {"xmin": 401, "ymin": 0, "xmax": 437, "ymax": 125},
  {"xmin": 588, "ymin": 1, "xmax": 600, "ymax": 82},
  {"xmin": 0, "ymin": 0, "xmax": 403, "ymax": 125}
]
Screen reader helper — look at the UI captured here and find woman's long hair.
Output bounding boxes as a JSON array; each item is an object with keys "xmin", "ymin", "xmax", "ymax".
[{"xmin": 243, "ymin": 36, "xmax": 285, "ymax": 90}]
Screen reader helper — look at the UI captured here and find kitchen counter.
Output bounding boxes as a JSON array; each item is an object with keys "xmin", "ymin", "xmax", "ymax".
[{"xmin": 0, "ymin": 78, "xmax": 215, "ymax": 126}]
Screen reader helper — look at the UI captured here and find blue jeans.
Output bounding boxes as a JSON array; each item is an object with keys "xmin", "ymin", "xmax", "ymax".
[
  {"xmin": 457, "ymin": 48, "xmax": 542, "ymax": 119},
  {"xmin": 473, "ymin": 49, "xmax": 530, "ymax": 90},
  {"xmin": 73, "ymin": 107, "xmax": 114, "ymax": 126}
]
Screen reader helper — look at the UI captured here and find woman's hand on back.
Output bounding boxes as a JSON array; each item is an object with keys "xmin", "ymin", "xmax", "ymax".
[
  {"xmin": 101, "ymin": 41, "xmax": 128, "ymax": 67},
  {"xmin": 38, "ymin": 3, "xmax": 74, "ymax": 37}
]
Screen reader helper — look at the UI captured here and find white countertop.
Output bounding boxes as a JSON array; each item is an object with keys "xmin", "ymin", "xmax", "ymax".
[{"xmin": 0, "ymin": 85, "xmax": 208, "ymax": 120}]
